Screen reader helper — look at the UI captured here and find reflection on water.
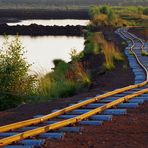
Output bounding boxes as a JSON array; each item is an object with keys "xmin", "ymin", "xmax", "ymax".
[
  {"xmin": 0, "ymin": 36, "xmax": 84, "ymax": 74},
  {"xmin": 7, "ymin": 19, "xmax": 89, "ymax": 26}
]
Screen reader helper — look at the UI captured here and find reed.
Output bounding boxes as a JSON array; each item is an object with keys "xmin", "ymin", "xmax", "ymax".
[{"xmin": 37, "ymin": 57, "xmax": 90, "ymax": 99}]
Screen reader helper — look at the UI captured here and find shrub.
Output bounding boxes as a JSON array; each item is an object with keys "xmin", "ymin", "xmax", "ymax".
[
  {"xmin": 141, "ymin": 50, "xmax": 148, "ymax": 56},
  {"xmin": 38, "ymin": 58, "xmax": 91, "ymax": 99},
  {"xmin": 69, "ymin": 48, "xmax": 84, "ymax": 61},
  {"xmin": 84, "ymin": 32, "xmax": 102, "ymax": 55},
  {"xmin": 143, "ymin": 7, "xmax": 148, "ymax": 15},
  {"xmin": 89, "ymin": 6, "xmax": 100, "ymax": 19},
  {"xmin": 0, "ymin": 36, "xmax": 37, "ymax": 110},
  {"xmin": 52, "ymin": 59, "xmax": 66, "ymax": 68},
  {"xmin": 84, "ymin": 31, "xmax": 124, "ymax": 71},
  {"xmin": 107, "ymin": 9, "xmax": 116, "ymax": 23},
  {"xmin": 100, "ymin": 5, "xmax": 110, "ymax": 15}
]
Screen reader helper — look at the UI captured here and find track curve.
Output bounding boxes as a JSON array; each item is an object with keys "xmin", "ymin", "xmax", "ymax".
[{"xmin": 0, "ymin": 28, "xmax": 148, "ymax": 148}]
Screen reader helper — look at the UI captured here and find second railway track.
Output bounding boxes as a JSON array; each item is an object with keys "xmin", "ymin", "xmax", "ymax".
[{"xmin": 0, "ymin": 28, "xmax": 148, "ymax": 148}]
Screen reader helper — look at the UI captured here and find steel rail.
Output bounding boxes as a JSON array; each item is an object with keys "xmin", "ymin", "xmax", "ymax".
[
  {"xmin": 120, "ymin": 28, "xmax": 148, "ymax": 81},
  {"xmin": 0, "ymin": 28, "xmax": 147, "ymax": 147},
  {"xmin": 0, "ymin": 82, "xmax": 147, "ymax": 133},
  {"xmin": 127, "ymin": 29, "xmax": 145, "ymax": 50},
  {"xmin": 0, "ymin": 88, "xmax": 148, "ymax": 147}
]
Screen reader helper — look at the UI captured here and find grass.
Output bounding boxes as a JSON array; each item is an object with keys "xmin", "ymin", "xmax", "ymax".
[
  {"xmin": 84, "ymin": 31, "xmax": 124, "ymax": 71},
  {"xmin": 37, "ymin": 58, "xmax": 91, "ymax": 99},
  {"xmin": 141, "ymin": 50, "xmax": 148, "ymax": 56},
  {"xmin": 90, "ymin": 7, "xmax": 131, "ymax": 27},
  {"xmin": 102, "ymin": 41, "xmax": 124, "ymax": 70},
  {"xmin": 129, "ymin": 51, "xmax": 134, "ymax": 56}
]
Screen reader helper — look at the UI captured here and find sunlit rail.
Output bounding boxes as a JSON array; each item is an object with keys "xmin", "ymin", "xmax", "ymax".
[{"xmin": 0, "ymin": 28, "xmax": 148, "ymax": 147}]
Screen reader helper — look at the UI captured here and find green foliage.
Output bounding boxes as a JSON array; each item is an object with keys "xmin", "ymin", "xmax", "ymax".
[
  {"xmin": 84, "ymin": 31, "xmax": 124, "ymax": 71},
  {"xmin": 89, "ymin": 6, "xmax": 100, "ymax": 19},
  {"xmin": 38, "ymin": 57, "xmax": 90, "ymax": 99},
  {"xmin": 143, "ymin": 7, "xmax": 148, "ymax": 15},
  {"xmin": 52, "ymin": 60, "xmax": 69, "ymax": 81},
  {"xmin": 141, "ymin": 50, "xmax": 148, "ymax": 56},
  {"xmin": 84, "ymin": 32, "xmax": 101, "ymax": 55},
  {"xmin": 121, "ymin": 41, "xmax": 127, "ymax": 46},
  {"xmin": 69, "ymin": 49, "xmax": 84, "ymax": 61},
  {"xmin": 129, "ymin": 51, "xmax": 134, "ymax": 56},
  {"xmin": 103, "ymin": 62, "xmax": 115, "ymax": 71},
  {"xmin": 100, "ymin": 5, "xmax": 110, "ymax": 15},
  {"xmin": 89, "ymin": 5, "xmax": 127, "ymax": 27},
  {"xmin": 107, "ymin": 9, "xmax": 116, "ymax": 23},
  {"xmin": 52, "ymin": 59, "xmax": 65, "ymax": 68},
  {"xmin": 0, "ymin": 36, "xmax": 37, "ymax": 110}
]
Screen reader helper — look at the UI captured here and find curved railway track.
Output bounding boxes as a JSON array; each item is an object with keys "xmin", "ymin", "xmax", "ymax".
[{"xmin": 0, "ymin": 28, "xmax": 148, "ymax": 148}]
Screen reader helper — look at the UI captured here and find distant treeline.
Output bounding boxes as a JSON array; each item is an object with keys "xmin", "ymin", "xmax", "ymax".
[{"xmin": 0, "ymin": 0, "xmax": 148, "ymax": 9}]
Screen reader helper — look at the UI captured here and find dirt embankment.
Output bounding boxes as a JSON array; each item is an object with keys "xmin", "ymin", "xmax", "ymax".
[
  {"xmin": 44, "ymin": 102, "xmax": 148, "ymax": 148},
  {"xmin": 0, "ymin": 24, "xmax": 86, "ymax": 36},
  {"xmin": 0, "ymin": 9, "xmax": 89, "ymax": 36},
  {"xmin": 129, "ymin": 27, "xmax": 148, "ymax": 41},
  {"xmin": 0, "ymin": 9, "xmax": 89, "ymax": 22}
]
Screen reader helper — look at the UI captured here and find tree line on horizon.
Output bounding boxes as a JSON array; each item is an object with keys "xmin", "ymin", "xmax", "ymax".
[{"xmin": 0, "ymin": 0, "xmax": 148, "ymax": 9}]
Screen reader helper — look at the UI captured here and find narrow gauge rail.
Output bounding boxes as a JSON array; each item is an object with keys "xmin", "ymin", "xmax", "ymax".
[{"xmin": 0, "ymin": 28, "xmax": 148, "ymax": 148}]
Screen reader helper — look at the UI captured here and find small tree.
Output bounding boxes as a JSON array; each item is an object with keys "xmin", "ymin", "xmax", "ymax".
[{"xmin": 0, "ymin": 36, "xmax": 36, "ymax": 110}]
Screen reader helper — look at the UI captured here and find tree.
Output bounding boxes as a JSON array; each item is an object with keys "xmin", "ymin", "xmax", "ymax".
[{"xmin": 0, "ymin": 36, "xmax": 36, "ymax": 110}]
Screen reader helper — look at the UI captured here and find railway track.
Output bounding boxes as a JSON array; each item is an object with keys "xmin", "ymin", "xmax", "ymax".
[{"xmin": 0, "ymin": 28, "xmax": 148, "ymax": 148}]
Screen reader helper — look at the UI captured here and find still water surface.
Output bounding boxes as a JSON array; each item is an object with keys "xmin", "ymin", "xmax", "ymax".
[
  {"xmin": 0, "ymin": 35, "xmax": 84, "ymax": 74},
  {"xmin": 7, "ymin": 19, "xmax": 89, "ymax": 26}
]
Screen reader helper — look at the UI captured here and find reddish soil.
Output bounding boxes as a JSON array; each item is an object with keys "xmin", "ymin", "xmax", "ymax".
[
  {"xmin": 129, "ymin": 27, "xmax": 148, "ymax": 41},
  {"xmin": 42, "ymin": 28, "xmax": 147, "ymax": 148},
  {"xmin": 44, "ymin": 103, "xmax": 148, "ymax": 148}
]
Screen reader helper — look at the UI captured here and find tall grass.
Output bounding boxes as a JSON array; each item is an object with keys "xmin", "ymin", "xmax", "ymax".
[
  {"xmin": 141, "ymin": 50, "xmax": 148, "ymax": 56},
  {"xmin": 89, "ymin": 5, "xmax": 130, "ymax": 27},
  {"xmin": 37, "ymin": 56, "xmax": 90, "ymax": 99},
  {"xmin": 102, "ymin": 42, "xmax": 124, "ymax": 70},
  {"xmin": 84, "ymin": 32, "xmax": 124, "ymax": 70}
]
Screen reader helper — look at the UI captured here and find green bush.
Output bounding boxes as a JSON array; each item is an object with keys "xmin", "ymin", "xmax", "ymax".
[
  {"xmin": 84, "ymin": 32, "xmax": 101, "ymax": 55},
  {"xmin": 141, "ymin": 50, "xmax": 148, "ymax": 56},
  {"xmin": 52, "ymin": 59, "xmax": 66, "ymax": 68},
  {"xmin": 143, "ymin": 7, "xmax": 148, "ymax": 15},
  {"xmin": 0, "ymin": 36, "xmax": 37, "ymax": 110},
  {"xmin": 38, "ymin": 57, "xmax": 91, "ymax": 99},
  {"xmin": 107, "ymin": 9, "xmax": 116, "ymax": 23},
  {"xmin": 100, "ymin": 5, "xmax": 110, "ymax": 15},
  {"xmin": 89, "ymin": 6, "xmax": 100, "ymax": 19},
  {"xmin": 69, "ymin": 49, "xmax": 84, "ymax": 61}
]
